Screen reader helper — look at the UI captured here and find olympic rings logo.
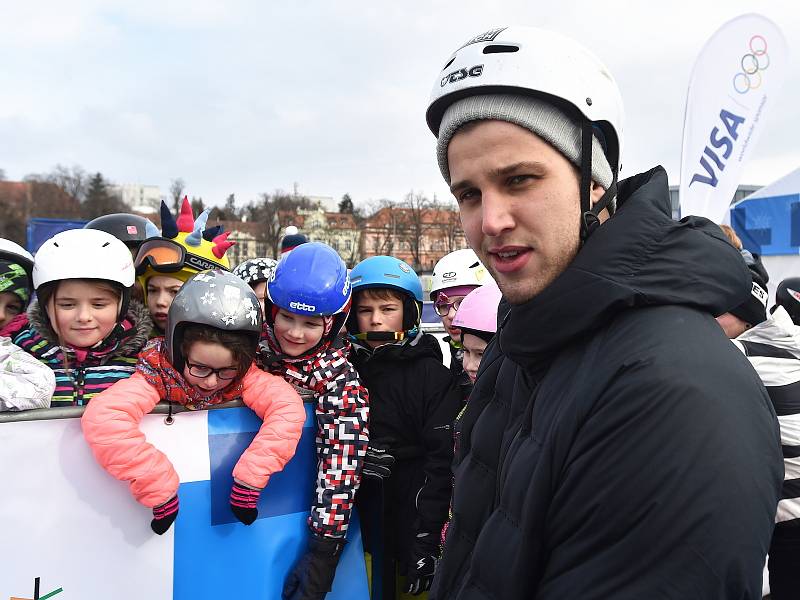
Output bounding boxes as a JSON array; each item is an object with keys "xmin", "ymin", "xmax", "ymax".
[{"xmin": 733, "ymin": 35, "xmax": 769, "ymax": 94}]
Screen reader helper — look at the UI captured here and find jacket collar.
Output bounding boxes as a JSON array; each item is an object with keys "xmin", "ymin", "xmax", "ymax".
[{"xmin": 498, "ymin": 166, "xmax": 752, "ymax": 370}]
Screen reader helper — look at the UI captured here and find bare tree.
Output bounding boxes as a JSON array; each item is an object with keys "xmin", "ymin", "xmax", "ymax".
[
  {"xmin": 365, "ymin": 199, "xmax": 401, "ymax": 257},
  {"xmin": 48, "ymin": 164, "xmax": 88, "ymax": 202},
  {"xmin": 243, "ymin": 190, "xmax": 315, "ymax": 258},
  {"xmin": 170, "ymin": 178, "xmax": 186, "ymax": 212},
  {"xmin": 429, "ymin": 195, "xmax": 464, "ymax": 254},
  {"xmin": 397, "ymin": 190, "xmax": 433, "ymax": 271}
]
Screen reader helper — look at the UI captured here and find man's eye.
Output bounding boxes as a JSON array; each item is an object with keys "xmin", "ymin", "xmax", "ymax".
[{"xmin": 458, "ymin": 189, "xmax": 479, "ymax": 203}]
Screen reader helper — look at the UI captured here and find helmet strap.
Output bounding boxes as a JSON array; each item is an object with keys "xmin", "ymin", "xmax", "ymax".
[{"xmin": 579, "ymin": 122, "xmax": 618, "ymax": 242}]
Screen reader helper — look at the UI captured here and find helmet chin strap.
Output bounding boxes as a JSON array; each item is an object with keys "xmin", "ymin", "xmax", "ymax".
[
  {"xmin": 351, "ymin": 327, "xmax": 418, "ymax": 342},
  {"xmin": 579, "ymin": 122, "xmax": 618, "ymax": 242}
]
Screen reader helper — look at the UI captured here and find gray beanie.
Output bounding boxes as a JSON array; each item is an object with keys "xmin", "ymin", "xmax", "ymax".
[{"xmin": 437, "ymin": 93, "xmax": 613, "ymax": 192}]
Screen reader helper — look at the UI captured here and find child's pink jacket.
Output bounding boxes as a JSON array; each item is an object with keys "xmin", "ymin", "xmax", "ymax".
[{"xmin": 81, "ymin": 364, "xmax": 305, "ymax": 508}]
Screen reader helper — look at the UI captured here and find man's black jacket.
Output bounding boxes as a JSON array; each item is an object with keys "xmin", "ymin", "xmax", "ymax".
[{"xmin": 431, "ymin": 167, "xmax": 783, "ymax": 599}]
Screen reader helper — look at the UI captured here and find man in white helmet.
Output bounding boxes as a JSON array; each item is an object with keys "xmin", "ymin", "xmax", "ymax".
[{"xmin": 427, "ymin": 27, "xmax": 782, "ymax": 599}]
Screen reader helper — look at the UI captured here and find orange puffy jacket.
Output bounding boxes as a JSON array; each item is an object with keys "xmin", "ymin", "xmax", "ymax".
[{"xmin": 81, "ymin": 365, "xmax": 305, "ymax": 508}]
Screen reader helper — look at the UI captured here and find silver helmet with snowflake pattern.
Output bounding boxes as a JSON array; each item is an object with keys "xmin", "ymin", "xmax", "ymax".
[{"xmin": 166, "ymin": 269, "xmax": 263, "ymax": 372}]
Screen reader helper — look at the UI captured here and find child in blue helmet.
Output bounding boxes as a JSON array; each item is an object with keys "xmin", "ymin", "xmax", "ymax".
[
  {"xmin": 348, "ymin": 255, "xmax": 461, "ymax": 599},
  {"xmin": 256, "ymin": 242, "xmax": 369, "ymax": 600}
]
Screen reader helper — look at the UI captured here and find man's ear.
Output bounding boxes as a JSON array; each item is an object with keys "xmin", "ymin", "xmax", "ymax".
[
  {"xmin": 590, "ymin": 180, "xmax": 611, "ymax": 223},
  {"xmin": 589, "ymin": 180, "xmax": 606, "ymax": 207}
]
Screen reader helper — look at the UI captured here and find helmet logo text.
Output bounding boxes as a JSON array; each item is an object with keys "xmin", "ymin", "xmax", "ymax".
[
  {"xmin": 290, "ymin": 301, "xmax": 316, "ymax": 312},
  {"xmin": 440, "ymin": 65, "xmax": 484, "ymax": 87}
]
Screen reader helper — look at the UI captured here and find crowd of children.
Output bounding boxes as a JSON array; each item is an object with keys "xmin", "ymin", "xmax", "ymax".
[{"xmin": 0, "ymin": 201, "xmax": 503, "ymax": 600}]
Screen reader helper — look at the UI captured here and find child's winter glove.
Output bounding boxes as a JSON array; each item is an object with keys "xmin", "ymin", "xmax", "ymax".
[
  {"xmin": 151, "ymin": 495, "xmax": 179, "ymax": 535},
  {"xmin": 362, "ymin": 441, "xmax": 395, "ymax": 480},
  {"xmin": 282, "ymin": 533, "xmax": 345, "ymax": 600},
  {"xmin": 230, "ymin": 481, "xmax": 261, "ymax": 525},
  {"xmin": 405, "ymin": 530, "xmax": 439, "ymax": 595}
]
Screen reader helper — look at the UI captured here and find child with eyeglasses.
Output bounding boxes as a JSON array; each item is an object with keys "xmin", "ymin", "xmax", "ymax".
[{"xmin": 82, "ymin": 269, "xmax": 305, "ymax": 535}]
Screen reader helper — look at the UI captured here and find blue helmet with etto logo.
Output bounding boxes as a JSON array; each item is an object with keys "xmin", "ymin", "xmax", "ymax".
[{"xmin": 266, "ymin": 242, "xmax": 351, "ymax": 343}]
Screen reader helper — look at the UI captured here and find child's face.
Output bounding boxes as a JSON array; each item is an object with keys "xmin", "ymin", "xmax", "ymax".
[
  {"xmin": 461, "ymin": 333, "xmax": 488, "ymax": 383},
  {"xmin": 355, "ymin": 291, "xmax": 404, "ymax": 349},
  {"xmin": 0, "ymin": 291, "xmax": 24, "ymax": 329},
  {"xmin": 146, "ymin": 275, "xmax": 183, "ymax": 331},
  {"xmin": 182, "ymin": 340, "xmax": 239, "ymax": 396},
  {"xmin": 252, "ymin": 281, "xmax": 267, "ymax": 318},
  {"xmin": 273, "ymin": 308, "xmax": 324, "ymax": 356},
  {"xmin": 48, "ymin": 280, "xmax": 119, "ymax": 348}
]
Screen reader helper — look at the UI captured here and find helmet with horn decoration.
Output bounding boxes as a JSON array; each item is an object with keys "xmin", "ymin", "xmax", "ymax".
[{"xmin": 134, "ymin": 197, "xmax": 235, "ymax": 298}]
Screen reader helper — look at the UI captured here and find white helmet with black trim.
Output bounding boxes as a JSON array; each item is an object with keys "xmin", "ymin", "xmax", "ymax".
[
  {"xmin": 33, "ymin": 229, "xmax": 135, "ymax": 290},
  {"xmin": 427, "ymin": 26, "xmax": 625, "ymax": 239},
  {"xmin": 429, "ymin": 248, "xmax": 492, "ymax": 300}
]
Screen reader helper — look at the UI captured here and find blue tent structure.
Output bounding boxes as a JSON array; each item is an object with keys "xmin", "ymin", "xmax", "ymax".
[{"xmin": 731, "ymin": 167, "xmax": 800, "ymax": 303}]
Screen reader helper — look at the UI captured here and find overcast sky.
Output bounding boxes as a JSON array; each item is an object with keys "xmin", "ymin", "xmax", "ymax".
[{"xmin": 1, "ymin": 1, "xmax": 798, "ymax": 211}]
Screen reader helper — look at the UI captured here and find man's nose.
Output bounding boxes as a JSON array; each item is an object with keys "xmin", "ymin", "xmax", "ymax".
[{"xmin": 481, "ymin": 191, "xmax": 515, "ymax": 237}]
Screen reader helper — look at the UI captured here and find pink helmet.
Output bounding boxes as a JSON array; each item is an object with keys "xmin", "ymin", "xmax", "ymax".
[{"xmin": 452, "ymin": 282, "xmax": 502, "ymax": 339}]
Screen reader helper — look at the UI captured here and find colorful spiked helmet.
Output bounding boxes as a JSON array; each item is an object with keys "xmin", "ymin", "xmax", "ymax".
[{"xmin": 135, "ymin": 197, "xmax": 235, "ymax": 289}]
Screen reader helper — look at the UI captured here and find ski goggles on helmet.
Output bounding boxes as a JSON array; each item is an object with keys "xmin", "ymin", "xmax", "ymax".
[{"xmin": 134, "ymin": 238, "xmax": 222, "ymax": 276}]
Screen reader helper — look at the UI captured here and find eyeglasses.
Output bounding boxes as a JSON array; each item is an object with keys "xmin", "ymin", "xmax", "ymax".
[
  {"xmin": 434, "ymin": 296, "xmax": 465, "ymax": 317},
  {"xmin": 134, "ymin": 238, "xmax": 222, "ymax": 276},
  {"xmin": 185, "ymin": 360, "xmax": 240, "ymax": 380}
]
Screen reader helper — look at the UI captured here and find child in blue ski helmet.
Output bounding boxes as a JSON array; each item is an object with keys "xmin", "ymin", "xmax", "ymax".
[
  {"xmin": 348, "ymin": 255, "xmax": 461, "ymax": 597},
  {"xmin": 257, "ymin": 242, "xmax": 369, "ymax": 600},
  {"xmin": 345, "ymin": 255, "xmax": 424, "ymax": 345}
]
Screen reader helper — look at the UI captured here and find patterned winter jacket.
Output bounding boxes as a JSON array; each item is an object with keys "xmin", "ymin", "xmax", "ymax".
[
  {"xmin": 0, "ymin": 336, "xmax": 56, "ymax": 411},
  {"xmin": 259, "ymin": 329, "xmax": 369, "ymax": 539},
  {"xmin": 1, "ymin": 300, "xmax": 152, "ymax": 407}
]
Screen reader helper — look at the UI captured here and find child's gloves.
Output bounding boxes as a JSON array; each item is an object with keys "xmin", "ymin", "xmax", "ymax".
[
  {"xmin": 282, "ymin": 534, "xmax": 345, "ymax": 600},
  {"xmin": 151, "ymin": 495, "xmax": 179, "ymax": 535},
  {"xmin": 362, "ymin": 441, "xmax": 396, "ymax": 480},
  {"xmin": 405, "ymin": 530, "xmax": 439, "ymax": 595},
  {"xmin": 230, "ymin": 481, "xmax": 261, "ymax": 525}
]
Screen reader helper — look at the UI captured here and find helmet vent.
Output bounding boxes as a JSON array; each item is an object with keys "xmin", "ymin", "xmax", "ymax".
[
  {"xmin": 102, "ymin": 242, "xmax": 110, "ymax": 247},
  {"xmin": 442, "ymin": 56, "xmax": 456, "ymax": 70},
  {"xmin": 483, "ymin": 44, "xmax": 519, "ymax": 54}
]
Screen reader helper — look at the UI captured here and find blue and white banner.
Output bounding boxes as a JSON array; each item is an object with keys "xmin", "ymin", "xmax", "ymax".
[
  {"xmin": 679, "ymin": 13, "xmax": 789, "ymax": 223},
  {"xmin": 1, "ymin": 405, "xmax": 369, "ymax": 599}
]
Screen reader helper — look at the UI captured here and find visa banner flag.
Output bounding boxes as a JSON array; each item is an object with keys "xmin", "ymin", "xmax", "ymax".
[
  {"xmin": 1, "ymin": 405, "xmax": 369, "ymax": 599},
  {"xmin": 679, "ymin": 13, "xmax": 789, "ymax": 223}
]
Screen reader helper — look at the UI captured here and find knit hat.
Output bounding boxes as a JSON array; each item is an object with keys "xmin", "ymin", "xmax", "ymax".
[
  {"xmin": 281, "ymin": 233, "xmax": 308, "ymax": 254},
  {"xmin": 436, "ymin": 93, "xmax": 613, "ymax": 192},
  {"xmin": 0, "ymin": 260, "xmax": 32, "ymax": 305},
  {"xmin": 730, "ymin": 255, "xmax": 769, "ymax": 327}
]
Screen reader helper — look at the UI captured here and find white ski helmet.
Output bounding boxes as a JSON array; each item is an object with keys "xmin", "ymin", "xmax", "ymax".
[
  {"xmin": 33, "ymin": 229, "xmax": 136, "ymax": 290},
  {"xmin": 430, "ymin": 248, "xmax": 492, "ymax": 300},
  {"xmin": 427, "ymin": 26, "xmax": 624, "ymax": 239}
]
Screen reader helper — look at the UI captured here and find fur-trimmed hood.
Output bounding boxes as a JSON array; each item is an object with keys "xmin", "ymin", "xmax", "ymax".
[{"xmin": 26, "ymin": 298, "xmax": 152, "ymax": 359}]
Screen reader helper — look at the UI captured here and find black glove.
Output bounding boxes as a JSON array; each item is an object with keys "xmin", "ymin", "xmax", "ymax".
[
  {"xmin": 151, "ymin": 495, "xmax": 179, "ymax": 535},
  {"xmin": 362, "ymin": 441, "xmax": 396, "ymax": 480},
  {"xmin": 405, "ymin": 531, "xmax": 439, "ymax": 595},
  {"xmin": 282, "ymin": 534, "xmax": 345, "ymax": 600}
]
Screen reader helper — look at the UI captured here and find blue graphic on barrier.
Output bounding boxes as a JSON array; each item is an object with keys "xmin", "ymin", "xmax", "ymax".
[
  {"xmin": 732, "ymin": 194, "xmax": 800, "ymax": 256},
  {"xmin": 173, "ymin": 404, "xmax": 369, "ymax": 598}
]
